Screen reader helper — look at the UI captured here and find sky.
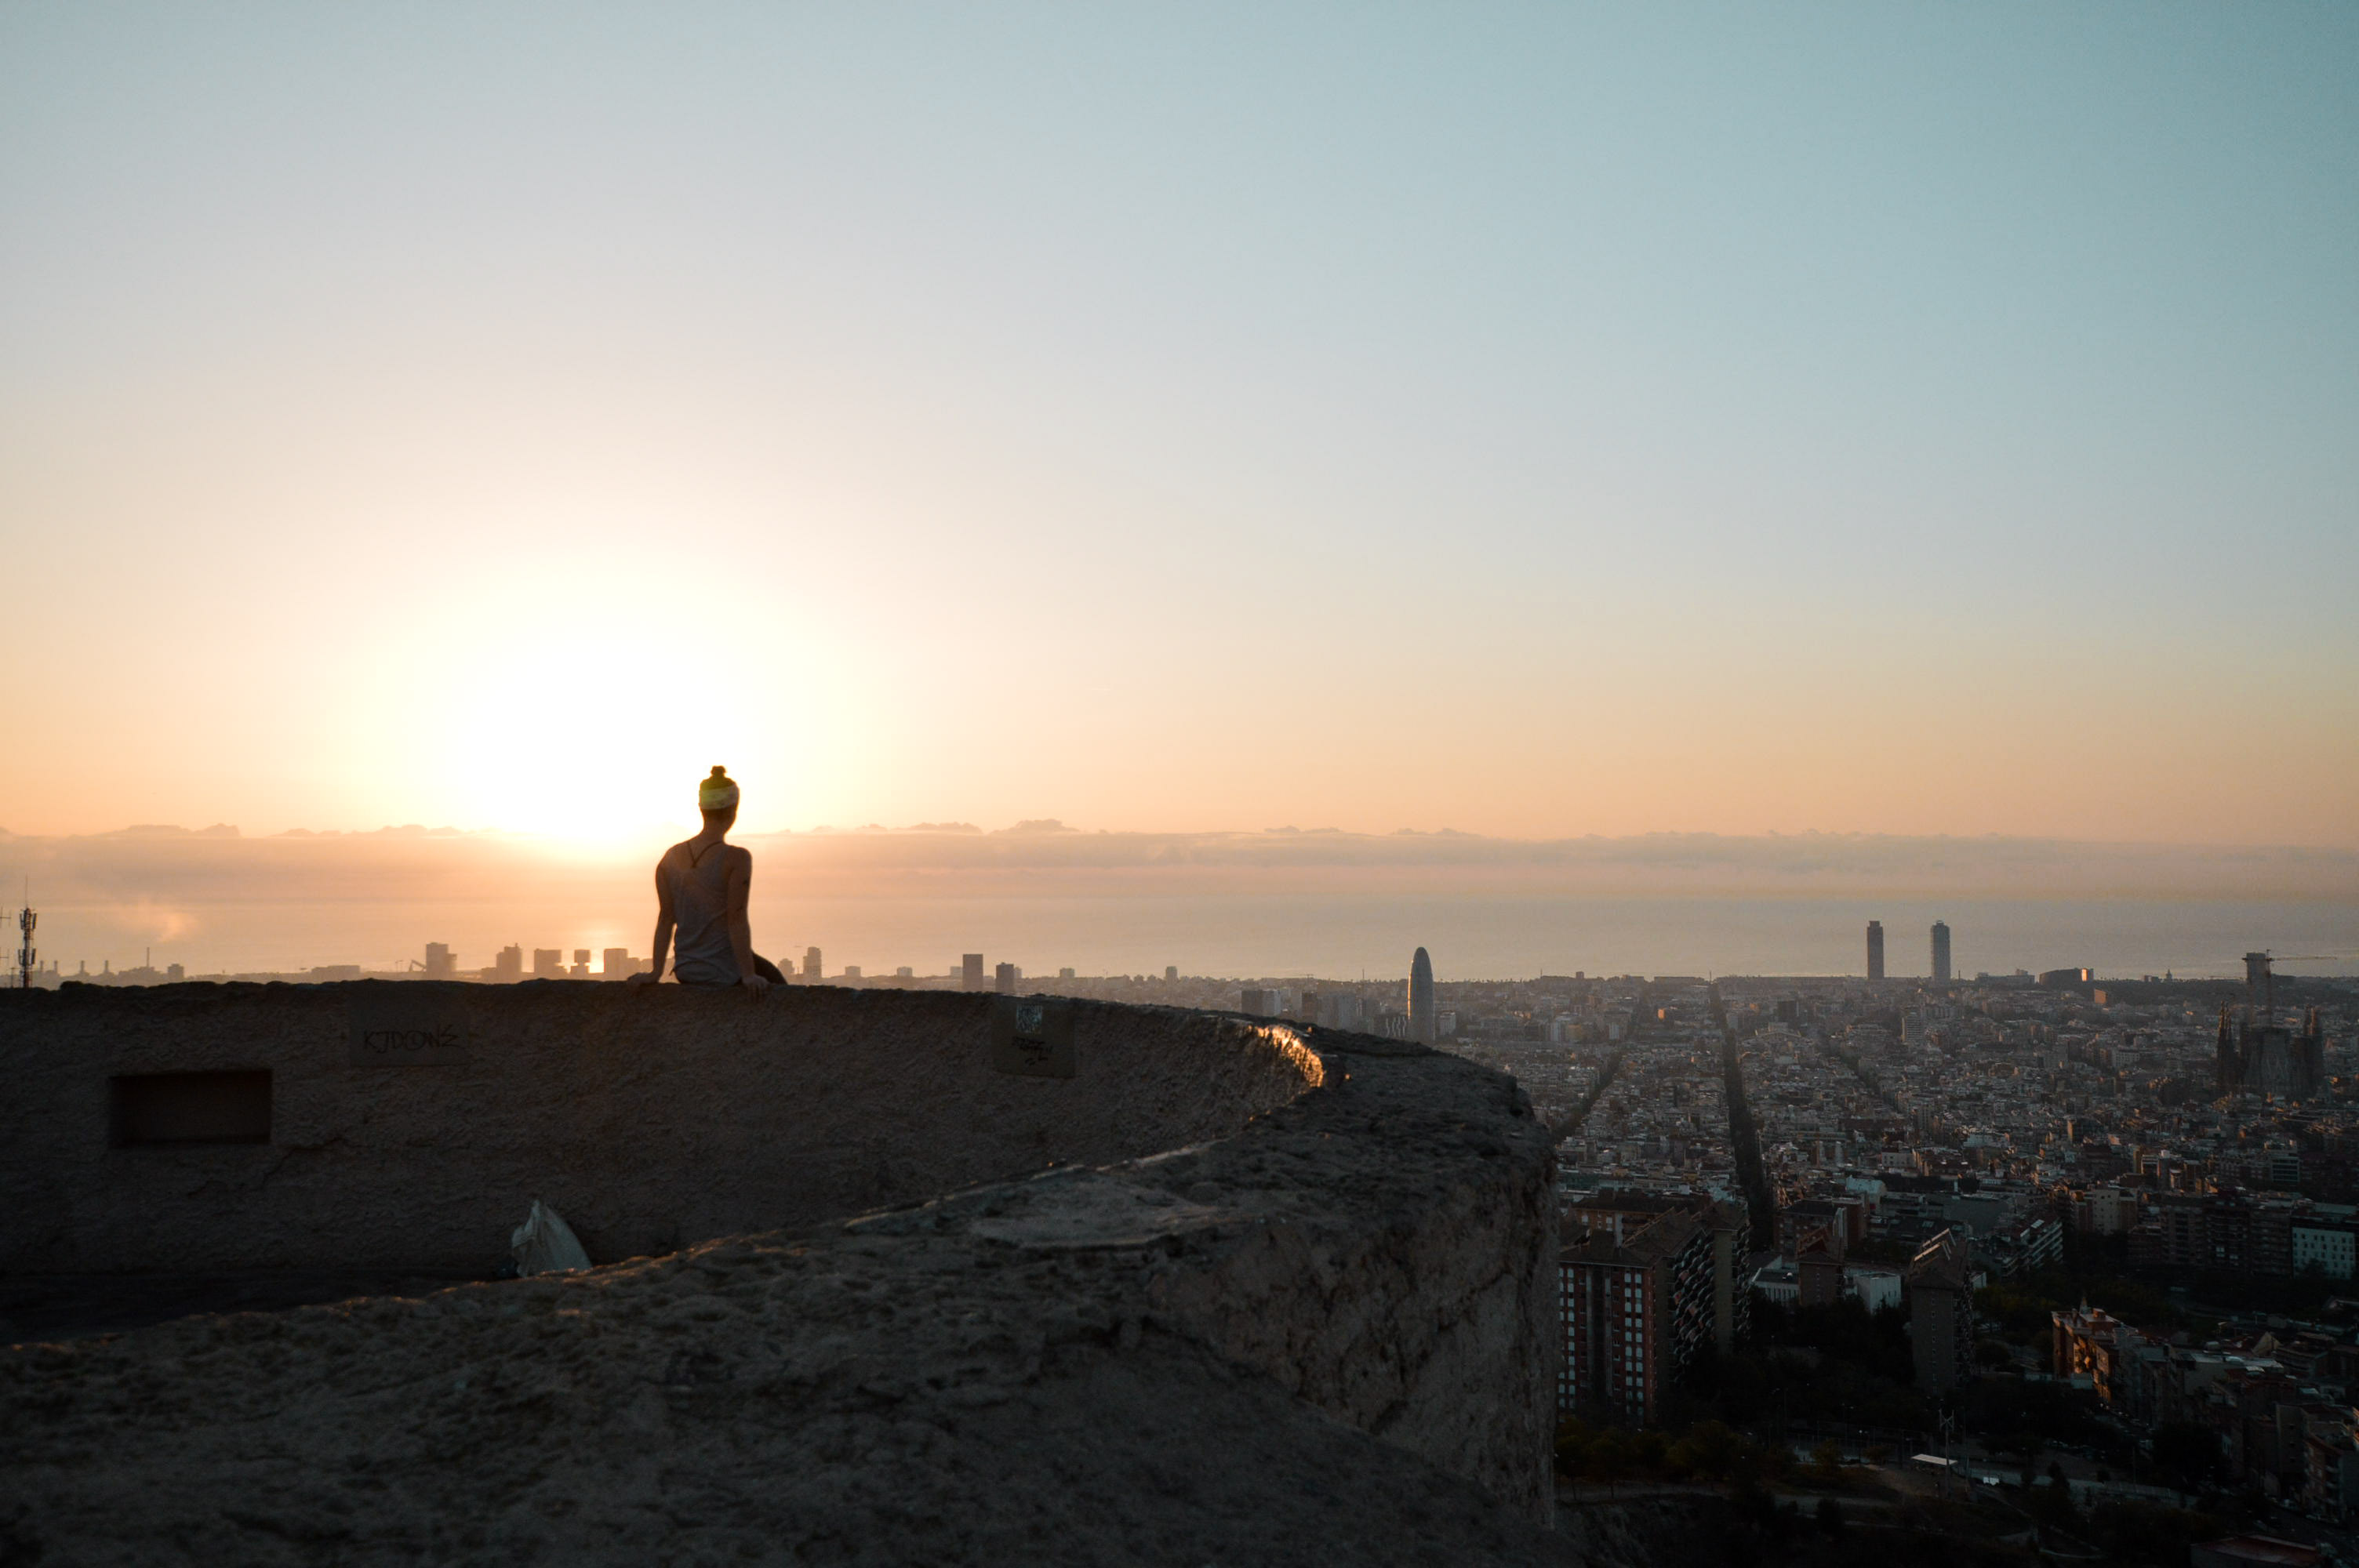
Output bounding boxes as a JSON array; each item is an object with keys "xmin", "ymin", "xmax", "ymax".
[{"xmin": 2, "ymin": 3, "xmax": 2354, "ymax": 848}]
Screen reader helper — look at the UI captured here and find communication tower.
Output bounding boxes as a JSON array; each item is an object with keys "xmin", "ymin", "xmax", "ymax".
[{"xmin": 14, "ymin": 890, "xmax": 35, "ymax": 990}]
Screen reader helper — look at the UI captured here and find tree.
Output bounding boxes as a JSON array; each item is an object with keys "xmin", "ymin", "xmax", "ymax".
[
  {"xmin": 2151, "ymin": 1422, "xmax": 2223, "ymax": 1500},
  {"xmin": 1587, "ymin": 1428, "xmax": 1636, "ymax": 1499},
  {"xmin": 1554, "ymin": 1417, "xmax": 1597, "ymax": 1500},
  {"xmin": 1669, "ymin": 1420, "xmax": 1743, "ymax": 1483}
]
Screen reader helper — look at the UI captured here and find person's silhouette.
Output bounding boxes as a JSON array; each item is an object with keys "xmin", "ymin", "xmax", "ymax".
[{"xmin": 630, "ymin": 766, "xmax": 784, "ymax": 992}]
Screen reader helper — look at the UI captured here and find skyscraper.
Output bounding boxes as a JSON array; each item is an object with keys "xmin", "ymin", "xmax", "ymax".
[
  {"xmin": 1865, "ymin": 921, "xmax": 1884, "ymax": 982},
  {"xmin": 1409, "ymin": 947, "xmax": 1435, "ymax": 1044},
  {"xmin": 961, "ymin": 953, "xmax": 984, "ymax": 990},
  {"xmin": 1930, "ymin": 920, "xmax": 1952, "ymax": 985},
  {"xmin": 804, "ymin": 946, "xmax": 823, "ymax": 982}
]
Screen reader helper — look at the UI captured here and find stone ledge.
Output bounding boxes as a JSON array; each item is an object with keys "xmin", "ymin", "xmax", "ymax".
[{"xmin": 1, "ymin": 988, "xmax": 1561, "ymax": 1560}]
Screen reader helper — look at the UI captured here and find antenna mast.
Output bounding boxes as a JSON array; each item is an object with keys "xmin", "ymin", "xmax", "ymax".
[{"xmin": 14, "ymin": 883, "xmax": 35, "ymax": 990}]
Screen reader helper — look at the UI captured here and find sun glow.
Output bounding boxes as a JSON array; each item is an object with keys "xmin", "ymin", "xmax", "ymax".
[{"xmin": 347, "ymin": 568, "xmax": 831, "ymax": 844}]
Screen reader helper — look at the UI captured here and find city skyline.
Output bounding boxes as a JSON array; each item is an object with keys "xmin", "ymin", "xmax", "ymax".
[{"xmin": 4, "ymin": 816, "xmax": 2351, "ymax": 980}]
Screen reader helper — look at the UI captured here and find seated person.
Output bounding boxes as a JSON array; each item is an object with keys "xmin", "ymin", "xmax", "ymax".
[{"xmin": 629, "ymin": 766, "xmax": 785, "ymax": 992}]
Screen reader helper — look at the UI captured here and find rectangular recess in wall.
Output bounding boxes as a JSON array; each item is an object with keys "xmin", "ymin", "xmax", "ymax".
[{"xmin": 109, "ymin": 1070, "xmax": 273, "ymax": 1148}]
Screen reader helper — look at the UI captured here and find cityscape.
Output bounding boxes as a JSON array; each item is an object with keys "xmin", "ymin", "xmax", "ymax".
[
  {"xmin": 7, "ymin": 3, "xmax": 2357, "ymax": 1563},
  {"xmin": 23, "ymin": 896, "xmax": 2359, "ymax": 1540}
]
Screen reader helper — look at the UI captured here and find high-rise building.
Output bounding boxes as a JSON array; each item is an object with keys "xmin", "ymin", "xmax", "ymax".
[
  {"xmin": 1409, "ymin": 947, "xmax": 1435, "ymax": 1044},
  {"xmin": 423, "ymin": 942, "xmax": 456, "ymax": 979},
  {"xmin": 602, "ymin": 947, "xmax": 632, "ymax": 980},
  {"xmin": 533, "ymin": 948, "xmax": 565, "ymax": 979},
  {"xmin": 1165, "ymin": 965, "xmax": 1179, "ymax": 982},
  {"xmin": 1314, "ymin": 993, "xmax": 1365, "ymax": 1031},
  {"xmin": 1240, "ymin": 987, "xmax": 1281, "ymax": 1018},
  {"xmin": 804, "ymin": 946, "xmax": 822, "ymax": 982},
  {"xmin": 1906, "ymin": 1230, "xmax": 1975, "ymax": 1391},
  {"xmin": 1865, "ymin": 921, "xmax": 1885, "ymax": 982},
  {"xmin": 1558, "ymin": 1203, "xmax": 1719, "ymax": 1426},
  {"xmin": 495, "ymin": 945, "xmax": 523, "ymax": 982},
  {"xmin": 994, "ymin": 961, "xmax": 1017, "ymax": 994},
  {"xmin": 570, "ymin": 948, "xmax": 591, "ymax": 978},
  {"xmin": 1930, "ymin": 921, "xmax": 1952, "ymax": 985},
  {"xmin": 961, "ymin": 953, "xmax": 984, "ymax": 990}
]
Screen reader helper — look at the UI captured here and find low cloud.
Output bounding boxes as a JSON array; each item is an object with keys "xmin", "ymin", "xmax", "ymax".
[{"xmin": 3, "ymin": 826, "xmax": 2349, "ymax": 909}]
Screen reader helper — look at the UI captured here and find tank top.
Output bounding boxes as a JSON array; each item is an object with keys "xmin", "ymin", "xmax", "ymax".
[{"xmin": 666, "ymin": 838, "xmax": 742, "ymax": 985}]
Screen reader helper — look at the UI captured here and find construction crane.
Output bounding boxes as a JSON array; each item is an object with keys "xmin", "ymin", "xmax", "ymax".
[{"xmin": 2232, "ymin": 951, "xmax": 2350, "ymax": 1022}]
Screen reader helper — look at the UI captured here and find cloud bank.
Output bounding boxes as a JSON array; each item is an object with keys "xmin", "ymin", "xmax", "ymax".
[{"xmin": 2, "ymin": 826, "xmax": 2353, "ymax": 909}]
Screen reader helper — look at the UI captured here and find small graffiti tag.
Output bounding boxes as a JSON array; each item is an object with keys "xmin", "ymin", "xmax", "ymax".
[
  {"xmin": 346, "ymin": 990, "xmax": 472, "ymax": 1067},
  {"xmin": 990, "ymin": 996, "xmax": 1075, "ymax": 1079},
  {"xmin": 359, "ymin": 1024, "xmax": 464, "ymax": 1057}
]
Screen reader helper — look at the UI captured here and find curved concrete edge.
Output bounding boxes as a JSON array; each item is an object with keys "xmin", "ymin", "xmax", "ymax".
[
  {"xmin": 0, "ymin": 1022, "xmax": 1562, "ymax": 1556},
  {"xmin": 0, "ymin": 982, "xmax": 1328, "ymax": 1273},
  {"xmin": 840, "ymin": 1033, "xmax": 1561, "ymax": 1520}
]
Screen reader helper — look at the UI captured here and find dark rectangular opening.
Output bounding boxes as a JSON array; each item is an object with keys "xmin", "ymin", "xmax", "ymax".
[{"xmin": 109, "ymin": 1070, "xmax": 273, "ymax": 1148}]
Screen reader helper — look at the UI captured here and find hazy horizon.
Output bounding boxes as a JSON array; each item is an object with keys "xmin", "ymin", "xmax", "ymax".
[{"xmin": 5, "ymin": 821, "xmax": 2352, "ymax": 981}]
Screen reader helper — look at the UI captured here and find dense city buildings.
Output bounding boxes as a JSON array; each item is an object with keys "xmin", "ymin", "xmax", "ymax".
[{"xmin": 31, "ymin": 916, "xmax": 2359, "ymax": 1515}]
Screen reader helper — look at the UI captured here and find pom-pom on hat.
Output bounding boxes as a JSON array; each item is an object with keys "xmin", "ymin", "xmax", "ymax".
[{"xmin": 699, "ymin": 766, "xmax": 740, "ymax": 813}]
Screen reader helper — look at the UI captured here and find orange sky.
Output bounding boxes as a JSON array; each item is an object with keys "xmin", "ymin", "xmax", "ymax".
[{"xmin": 4, "ymin": 8, "xmax": 2355, "ymax": 849}]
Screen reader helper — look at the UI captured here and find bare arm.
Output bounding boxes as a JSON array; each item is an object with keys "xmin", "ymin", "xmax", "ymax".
[
  {"xmin": 631, "ymin": 852, "xmax": 676, "ymax": 985},
  {"xmin": 727, "ymin": 848, "xmax": 765, "ymax": 992}
]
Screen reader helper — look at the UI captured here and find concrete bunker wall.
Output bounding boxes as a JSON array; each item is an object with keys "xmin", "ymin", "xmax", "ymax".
[
  {"xmin": 0, "ymin": 982, "xmax": 1322, "ymax": 1274},
  {"xmin": 2, "ymin": 985, "xmax": 1561, "ymax": 1526}
]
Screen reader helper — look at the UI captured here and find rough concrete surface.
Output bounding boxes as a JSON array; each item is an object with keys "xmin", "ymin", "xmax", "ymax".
[
  {"xmin": 2, "ymin": 983, "xmax": 1321, "ymax": 1273},
  {"xmin": 2, "ymin": 993, "xmax": 1566, "ymax": 1564}
]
